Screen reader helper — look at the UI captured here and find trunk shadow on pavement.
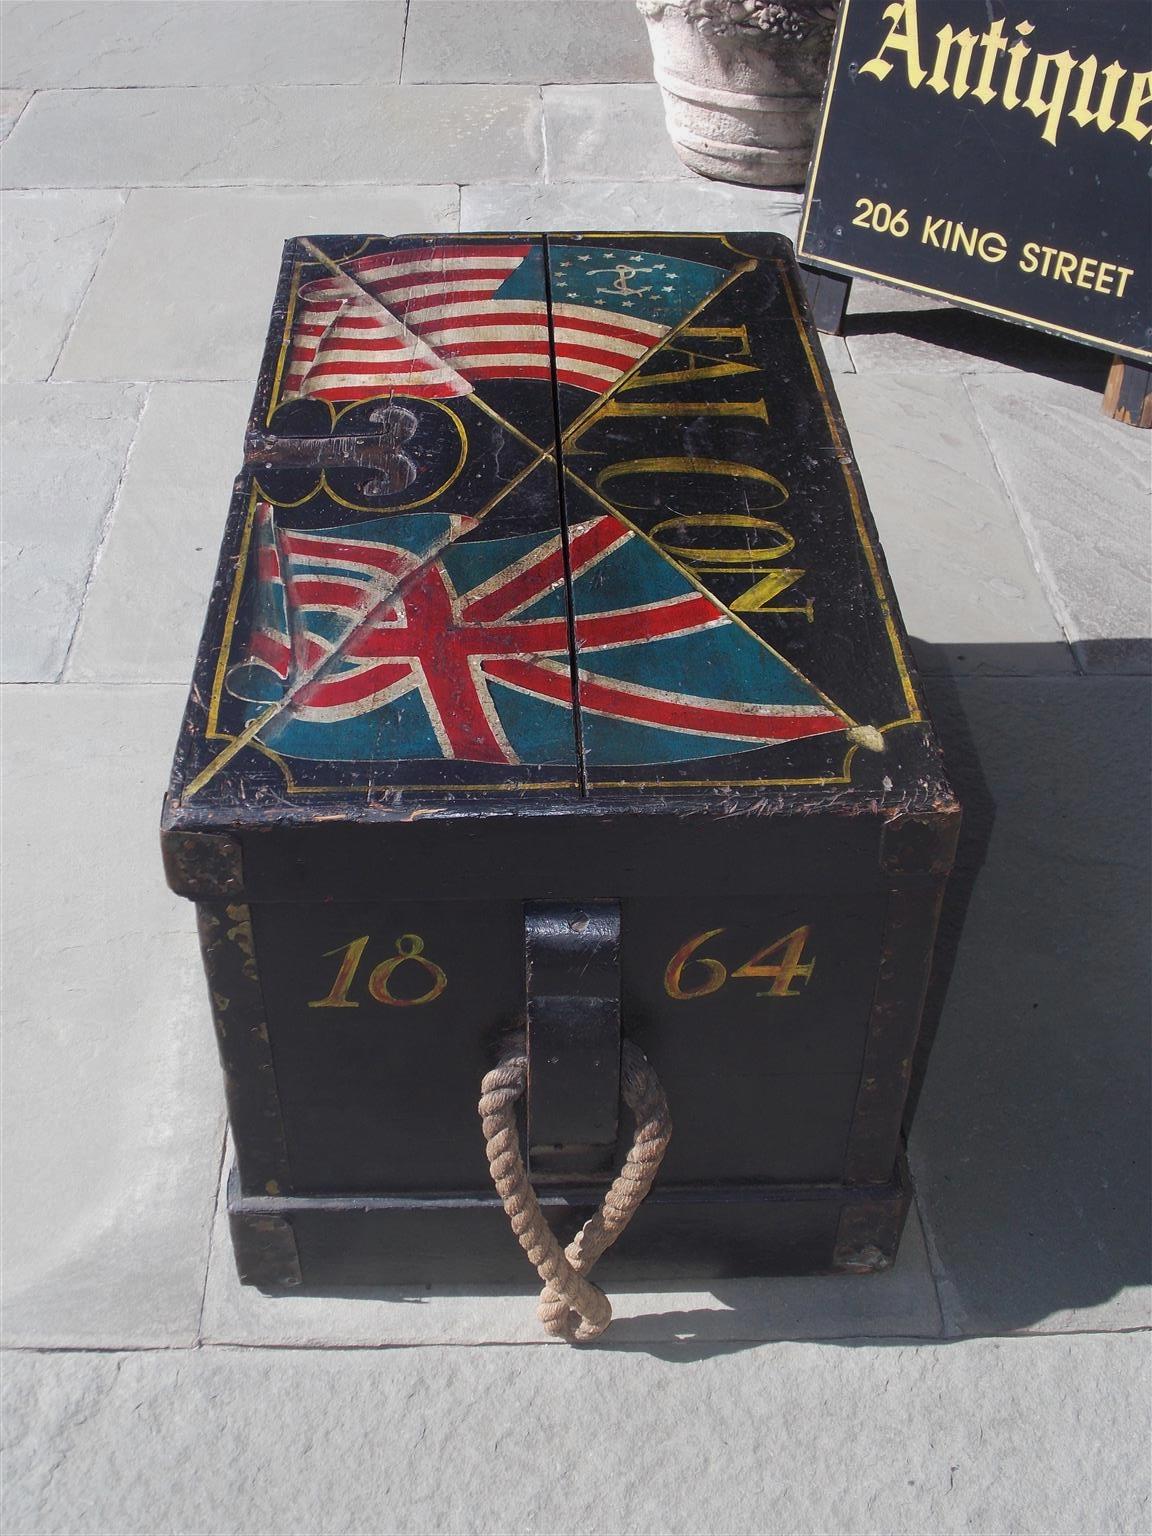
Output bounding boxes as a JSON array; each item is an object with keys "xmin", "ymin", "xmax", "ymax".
[
  {"xmin": 587, "ymin": 644, "xmax": 1152, "ymax": 1355},
  {"xmin": 841, "ymin": 306, "xmax": 1114, "ymax": 386}
]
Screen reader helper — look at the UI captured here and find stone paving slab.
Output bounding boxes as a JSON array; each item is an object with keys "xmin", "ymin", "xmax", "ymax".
[
  {"xmin": 202, "ymin": 1157, "xmax": 941, "ymax": 1347},
  {"xmin": 5, "ymin": 1334, "xmax": 1148, "ymax": 1534},
  {"xmin": 544, "ymin": 84, "xmax": 691, "ymax": 181},
  {"xmin": 2, "ymin": 189, "xmax": 125, "ymax": 381},
  {"xmin": 837, "ymin": 373, "xmax": 1072, "ymax": 675},
  {"xmin": 461, "ymin": 180, "xmax": 801, "ymax": 236},
  {"xmin": 0, "ymin": 88, "xmax": 30, "ymax": 142},
  {"xmin": 0, "ymin": 684, "xmax": 225, "ymax": 1349},
  {"xmin": 1, "ymin": 85, "xmax": 543, "ymax": 188},
  {"xmin": 0, "ymin": 1, "xmax": 406, "ymax": 88},
  {"xmin": 57, "ymin": 184, "xmax": 458, "ymax": 382},
  {"xmin": 964, "ymin": 373, "xmax": 1152, "ymax": 675},
  {"xmin": 1, "ymin": 381, "xmax": 144, "ymax": 680},
  {"xmin": 911, "ymin": 676, "xmax": 1152, "ymax": 1336},
  {"xmin": 67, "ymin": 381, "xmax": 252, "ymax": 683},
  {"xmin": 404, "ymin": 0, "xmax": 651, "ymax": 83}
]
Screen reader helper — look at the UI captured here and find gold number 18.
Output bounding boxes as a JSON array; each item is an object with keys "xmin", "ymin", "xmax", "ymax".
[{"xmin": 309, "ymin": 933, "xmax": 448, "ymax": 1010}]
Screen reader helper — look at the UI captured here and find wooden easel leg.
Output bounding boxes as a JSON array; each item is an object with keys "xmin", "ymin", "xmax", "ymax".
[
  {"xmin": 800, "ymin": 265, "xmax": 853, "ymax": 336},
  {"xmin": 1102, "ymin": 355, "xmax": 1152, "ymax": 429}
]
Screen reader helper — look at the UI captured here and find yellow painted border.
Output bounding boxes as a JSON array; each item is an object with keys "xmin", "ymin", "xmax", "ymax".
[
  {"xmin": 797, "ymin": 0, "xmax": 1151, "ymax": 364},
  {"xmin": 777, "ymin": 258, "xmax": 919, "ymax": 723},
  {"xmin": 201, "ymin": 233, "xmax": 922, "ymax": 800},
  {"xmin": 265, "ymin": 261, "xmax": 301, "ymax": 426},
  {"xmin": 206, "ymin": 482, "xmax": 260, "ymax": 742},
  {"xmin": 796, "ymin": 0, "xmax": 851, "ymax": 261}
]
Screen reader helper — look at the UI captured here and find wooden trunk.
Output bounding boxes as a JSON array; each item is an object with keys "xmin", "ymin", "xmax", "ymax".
[{"xmin": 162, "ymin": 232, "xmax": 960, "ymax": 1287}]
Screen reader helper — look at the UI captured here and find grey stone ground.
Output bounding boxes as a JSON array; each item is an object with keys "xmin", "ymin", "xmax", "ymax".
[{"xmin": 1, "ymin": 3, "xmax": 1150, "ymax": 1532}]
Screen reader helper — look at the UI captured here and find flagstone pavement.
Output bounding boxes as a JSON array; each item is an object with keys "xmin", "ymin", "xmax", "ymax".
[{"xmin": 2, "ymin": 4, "xmax": 1150, "ymax": 1533}]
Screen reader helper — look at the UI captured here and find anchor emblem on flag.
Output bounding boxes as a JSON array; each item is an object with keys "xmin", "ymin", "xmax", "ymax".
[{"xmin": 590, "ymin": 263, "xmax": 654, "ymax": 299}]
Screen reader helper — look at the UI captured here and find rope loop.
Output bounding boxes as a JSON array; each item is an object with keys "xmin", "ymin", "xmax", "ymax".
[{"xmin": 478, "ymin": 1037, "xmax": 672, "ymax": 1342}]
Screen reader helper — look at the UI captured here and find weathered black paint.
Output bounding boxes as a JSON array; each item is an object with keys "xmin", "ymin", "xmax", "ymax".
[
  {"xmin": 526, "ymin": 902, "xmax": 622, "ymax": 1178},
  {"xmin": 164, "ymin": 231, "xmax": 960, "ymax": 1285},
  {"xmin": 227, "ymin": 1162, "xmax": 912, "ymax": 1286}
]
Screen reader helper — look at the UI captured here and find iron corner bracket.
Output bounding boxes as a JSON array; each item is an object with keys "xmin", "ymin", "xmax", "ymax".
[{"xmin": 162, "ymin": 828, "xmax": 245, "ymax": 901}]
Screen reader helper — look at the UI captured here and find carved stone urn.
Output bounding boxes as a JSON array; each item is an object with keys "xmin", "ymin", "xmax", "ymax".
[{"xmin": 636, "ymin": 0, "xmax": 839, "ymax": 188}]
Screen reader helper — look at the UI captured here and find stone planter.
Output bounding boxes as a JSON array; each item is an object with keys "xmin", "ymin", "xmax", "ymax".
[{"xmin": 636, "ymin": 0, "xmax": 839, "ymax": 188}]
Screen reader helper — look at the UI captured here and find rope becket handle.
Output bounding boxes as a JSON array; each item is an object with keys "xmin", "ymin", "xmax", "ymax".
[{"xmin": 478, "ymin": 1037, "xmax": 672, "ymax": 1343}]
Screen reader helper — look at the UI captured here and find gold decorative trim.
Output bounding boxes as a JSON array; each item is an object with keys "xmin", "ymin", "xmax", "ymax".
[{"xmin": 197, "ymin": 233, "xmax": 920, "ymax": 801}]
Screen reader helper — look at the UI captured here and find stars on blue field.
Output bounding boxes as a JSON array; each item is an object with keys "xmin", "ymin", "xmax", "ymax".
[{"xmin": 547, "ymin": 244, "xmax": 723, "ymax": 327}]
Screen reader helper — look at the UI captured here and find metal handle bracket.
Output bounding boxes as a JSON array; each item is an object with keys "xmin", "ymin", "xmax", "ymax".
[{"xmin": 524, "ymin": 901, "xmax": 622, "ymax": 1177}]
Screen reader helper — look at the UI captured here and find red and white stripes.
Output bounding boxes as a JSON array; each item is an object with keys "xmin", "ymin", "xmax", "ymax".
[{"xmin": 281, "ymin": 244, "xmax": 669, "ymax": 403}]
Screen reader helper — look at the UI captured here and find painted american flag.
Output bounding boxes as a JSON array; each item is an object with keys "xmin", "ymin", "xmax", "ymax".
[
  {"xmin": 280, "ymin": 242, "xmax": 724, "ymax": 404},
  {"xmin": 226, "ymin": 502, "xmax": 846, "ymax": 767}
]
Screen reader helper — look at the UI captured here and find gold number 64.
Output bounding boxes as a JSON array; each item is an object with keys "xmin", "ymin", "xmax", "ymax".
[{"xmin": 663, "ymin": 924, "xmax": 815, "ymax": 1000}]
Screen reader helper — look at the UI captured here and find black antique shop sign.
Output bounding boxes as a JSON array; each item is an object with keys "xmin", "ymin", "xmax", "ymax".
[{"xmin": 798, "ymin": 0, "xmax": 1152, "ymax": 362}]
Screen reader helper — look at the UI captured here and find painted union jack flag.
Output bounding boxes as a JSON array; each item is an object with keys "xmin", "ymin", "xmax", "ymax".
[
  {"xmin": 280, "ymin": 242, "xmax": 724, "ymax": 403},
  {"xmin": 226, "ymin": 503, "xmax": 846, "ymax": 767}
]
